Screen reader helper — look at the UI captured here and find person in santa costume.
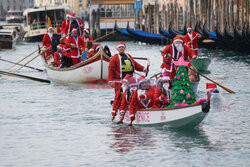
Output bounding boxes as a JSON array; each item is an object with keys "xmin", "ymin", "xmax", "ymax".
[
  {"xmin": 83, "ymin": 41, "xmax": 101, "ymax": 60},
  {"xmin": 128, "ymin": 76, "xmax": 154, "ymax": 126},
  {"xmin": 117, "ymin": 75, "xmax": 137, "ymax": 124},
  {"xmin": 63, "ymin": 13, "xmax": 84, "ymax": 36},
  {"xmin": 82, "ymin": 28, "xmax": 93, "ymax": 43},
  {"xmin": 111, "ymin": 74, "xmax": 131, "ymax": 121},
  {"xmin": 152, "ymin": 71, "xmax": 172, "ymax": 108},
  {"xmin": 53, "ymin": 44, "xmax": 70, "ymax": 68},
  {"xmin": 61, "ymin": 13, "xmax": 70, "ymax": 33},
  {"xmin": 160, "ymin": 36, "xmax": 197, "ymax": 79},
  {"xmin": 184, "ymin": 26, "xmax": 202, "ymax": 55},
  {"xmin": 108, "ymin": 42, "xmax": 148, "ymax": 92},
  {"xmin": 51, "ymin": 26, "xmax": 62, "ymax": 56},
  {"xmin": 67, "ymin": 28, "xmax": 85, "ymax": 65},
  {"xmin": 42, "ymin": 27, "xmax": 54, "ymax": 58}
]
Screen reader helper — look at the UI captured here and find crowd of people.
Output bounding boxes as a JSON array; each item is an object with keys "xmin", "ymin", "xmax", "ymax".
[
  {"xmin": 42, "ymin": 13, "xmax": 105, "ymax": 68},
  {"xmin": 109, "ymin": 27, "xmax": 201, "ymax": 125}
]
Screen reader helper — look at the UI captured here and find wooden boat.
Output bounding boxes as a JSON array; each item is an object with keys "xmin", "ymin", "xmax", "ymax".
[
  {"xmin": 0, "ymin": 28, "xmax": 18, "ymax": 50},
  {"xmin": 114, "ymin": 101, "xmax": 210, "ymax": 128},
  {"xmin": 1, "ymin": 23, "xmax": 26, "ymax": 43},
  {"xmin": 40, "ymin": 47, "xmax": 110, "ymax": 83},
  {"xmin": 159, "ymin": 26, "xmax": 174, "ymax": 39},
  {"xmin": 126, "ymin": 23, "xmax": 168, "ymax": 45}
]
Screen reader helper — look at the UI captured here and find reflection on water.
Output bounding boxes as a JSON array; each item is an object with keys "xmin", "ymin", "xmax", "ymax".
[{"xmin": 108, "ymin": 125, "xmax": 154, "ymax": 154}]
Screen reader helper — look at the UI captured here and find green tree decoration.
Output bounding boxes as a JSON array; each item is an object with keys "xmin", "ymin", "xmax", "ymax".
[{"xmin": 168, "ymin": 65, "xmax": 196, "ymax": 108}]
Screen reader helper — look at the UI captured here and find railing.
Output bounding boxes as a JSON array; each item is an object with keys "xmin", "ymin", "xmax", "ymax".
[{"xmin": 30, "ymin": 21, "xmax": 63, "ymax": 30}]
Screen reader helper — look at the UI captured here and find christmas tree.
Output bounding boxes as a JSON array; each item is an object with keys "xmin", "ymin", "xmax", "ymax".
[{"xmin": 168, "ymin": 58, "xmax": 196, "ymax": 108}]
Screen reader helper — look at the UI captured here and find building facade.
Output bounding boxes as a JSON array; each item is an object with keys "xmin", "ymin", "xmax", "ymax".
[
  {"xmin": 34, "ymin": 0, "xmax": 88, "ymax": 15},
  {"xmin": 0, "ymin": 0, "xmax": 34, "ymax": 19}
]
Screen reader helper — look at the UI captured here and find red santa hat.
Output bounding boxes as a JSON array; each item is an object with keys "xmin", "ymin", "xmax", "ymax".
[
  {"xmin": 173, "ymin": 37, "xmax": 184, "ymax": 43},
  {"xmin": 70, "ymin": 13, "xmax": 76, "ymax": 18},
  {"xmin": 66, "ymin": 13, "xmax": 70, "ymax": 17},
  {"xmin": 116, "ymin": 42, "xmax": 126, "ymax": 49},
  {"xmin": 72, "ymin": 28, "xmax": 78, "ymax": 32},
  {"xmin": 187, "ymin": 26, "xmax": 192, "ymax": 30},
  {"xmin": 162, "ymin": 70, "xmax": 170, "ymax": 81},
  {"xmin": 57, "ymin": 44, "xmax": 64, "ymax": 50},
  {"xmin": 84, "ymin": 28, "xmax": 90, "ymax": 34},
  {"xmin": 137, "ymin": 76, "xmax": 148, "ymax": 85},
  {"xmin": 47, "ymin": 27, "xmax": 53, "ymax": 32},
  {"xmin": 123, "ymin": 74, "xmax": 137, "ymax": 86},
  {"xmin": 95, "ymin": 44, "xmax": 101, "ymax": 51}
]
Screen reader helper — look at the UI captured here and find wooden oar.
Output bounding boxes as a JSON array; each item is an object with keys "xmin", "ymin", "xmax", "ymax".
[
  {"xmin": 0, "ymin": 58, "xmax": 43, "ymax": 72},
  {"xmin": 145, "ymin": 58, "xmax": 150, "ymax": 77},
  {"xmin": 133, "ymin": 57, "xmax": 147, "ymax": 60},
  {"xmin": 0, "ymin": 70, "xmax": 50, "ymax": 83},
  {"xmin": 8, "ymin": 48, "xmax": 38, "ymax": 70},
  {"xmin": 202, "ymin": 39, "xmax": 215, "ymax": 43},
  {"xmin": 93, "ymin": 30, "xmax": 116, "ymax": 42},
  {"xmin": 188, "ymin": 66, "xmax": 235, "ymax": 94},
  {"xmin": 3, "ymin": 54, "xmax": 41, "ymax": 80},
  {"xmin": 150, "ymin": 72, "xmax": 161, "ymax": 79}
]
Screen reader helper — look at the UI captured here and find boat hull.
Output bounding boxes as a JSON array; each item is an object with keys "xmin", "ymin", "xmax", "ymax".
[
  {"xmin": 191, "ymin": 58, "xmax": 211, "ymax": 72},
  {"xmin": 115, "ymin": 103, "xmax": 209, "ymax": 128},
  {"xmin": 41, "ymin": 48, "xmax": 110, "ymax": 83}
]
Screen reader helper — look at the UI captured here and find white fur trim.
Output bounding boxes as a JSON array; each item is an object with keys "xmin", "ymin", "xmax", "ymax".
[
  {"xmin": 57, "ymin": 45, "xmax": 63, "ymax": 50},
  {"xmin": 187, "ymin": 28, "xmax": 192, "ymax": 30},
  {"xmin": 129, "ymin": 114, "xmax": 134, "ymax": 118},
  {"xmin": 116, "ymin": 44, "xmax": 126, "ymax": 48},
  {"xmin": 84, "ymin": 29, "xmax": 89, "ymax": 34},
  {"xmin": 173, "ymin": 39, "xmax": 183, "ymax": 43},
  {"xmin": 48, "ymin": 27, "xmax": 53, "ymax": 31},
  {"xmin": 162, "ymin": 76, "xmax": 170, "ymax": 81}
]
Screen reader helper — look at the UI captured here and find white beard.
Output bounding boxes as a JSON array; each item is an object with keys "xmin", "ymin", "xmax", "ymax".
[
  {"xmin": 163, "ymin": 83, "xmax": 169, "ymax": 91},
  {"xmin": 138, "ymin": 89, "xmax": 146, "ymax": 98},
  {"xmin": 48, "ymin": 32, "xmax": 53, "ymax": 39},
  {"xmin": 122, "ymin": 85, "xmax": 127, "ymax": 92},
  {"xmin": 175, "ymin": 44, "xmax": 182, "ymax": 52}
]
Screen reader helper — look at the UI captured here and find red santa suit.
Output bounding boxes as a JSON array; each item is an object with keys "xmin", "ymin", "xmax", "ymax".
[
  {"xmin": 42, "ymin": 27, "xmax": 53, "ymax": 58},
  {"xmin": 161, "ymin": 37, "xmax": 196, "ymax": 79},
  {"xmin": 119, "ymin": 75, "xmax": 137, "ymax": 116},
  {"xmin": 129, "ymin": 76, "xmax": 154, "ymax": 122},
  {"xmin": 87, "ymin": 44, "xmax": 101, "ymax": 59},
  {"xmin": 67, "ymin": 29, "xmax": 85, "ymax": 65},
  {"xmin": 63, "ymin": 13, "xmax": 84, "ymax": 35},
  {"xmin": 108, "ymin": 42, "xmax": 145, "ymax": 92},
  {"xmin": 184, "ymin": 27, "xmax": 202, "ymax": 55},
  {"xmin": 61, "ymin": 13, "xmax": 70, "ymax": 33}
]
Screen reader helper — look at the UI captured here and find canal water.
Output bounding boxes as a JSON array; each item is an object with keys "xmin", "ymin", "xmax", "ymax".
[{"xmin": 0, "ymin": 40, "xmax": 249, "ymax": 166}]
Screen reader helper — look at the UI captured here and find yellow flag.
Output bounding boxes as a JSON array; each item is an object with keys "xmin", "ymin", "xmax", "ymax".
[{"xmin": 47, "ymin": 16, "xmax": 52, "ymax": 27}]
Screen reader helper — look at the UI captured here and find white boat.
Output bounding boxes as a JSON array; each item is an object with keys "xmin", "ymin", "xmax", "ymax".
[
  {"xmin": 40, "ymin": 48, "xmax": 110, "ymax": 83},
  {"xmin": 23, "ymin": 6, "xmax": 71, "ymax": 42},
  {"xmin": 6, "ymin": 10, "xmax": 24, "ymax": 23},
  {"xmin": 114, "ymin": 102, "xmax": 210, "ymax": 128}
]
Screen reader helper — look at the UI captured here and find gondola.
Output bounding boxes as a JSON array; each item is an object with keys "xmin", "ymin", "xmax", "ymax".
[
  {"xmin": 114, "ymin": 21, "xmax": 133, "ymax": 39},
  {"xmin": 224, "ymin": 22, "xmax": 234, "ymax": 40},
  {"xmin": 126, "ymin": 23, "xmax": 168, "ymax": 45},
  {"xmin": 159, "ymin": 26, "xmax": 174, "ymax": 39},
  {"xmin": 40, "ymin": 47, "xmax": 110, "ymax": 83},
  {"xmin": 168, "ymin": 22, "xmax": 184, "ymax": 37}
]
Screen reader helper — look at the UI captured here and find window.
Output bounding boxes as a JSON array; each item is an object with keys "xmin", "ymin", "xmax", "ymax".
[{"xmin": 100, "ymin": 4, "xmax": 134, "ymax": 19}]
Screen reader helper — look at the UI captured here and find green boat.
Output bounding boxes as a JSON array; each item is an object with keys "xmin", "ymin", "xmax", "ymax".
[{"xmin": 190, "ymin": 58, "xmax": 211, "ymax": 72}]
